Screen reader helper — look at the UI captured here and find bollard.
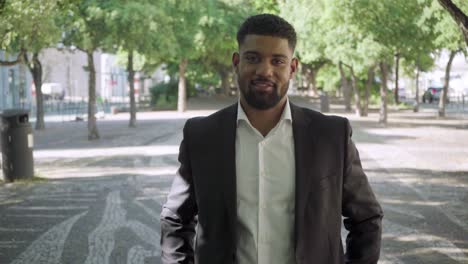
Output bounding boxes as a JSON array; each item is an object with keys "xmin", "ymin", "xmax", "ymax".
[{"xmin": 320, "ymin": 92, "xmax": 330, "ymax": 113}]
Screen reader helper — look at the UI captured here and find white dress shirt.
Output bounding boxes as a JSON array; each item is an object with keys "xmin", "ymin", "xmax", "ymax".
[{"xmin": 235, "ymin": 99, "xmax": 296, "ymax": 264}]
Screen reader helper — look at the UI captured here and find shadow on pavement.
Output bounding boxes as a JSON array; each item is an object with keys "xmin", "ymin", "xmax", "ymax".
[{"xmin": 0, "ymin": 173, "xmax": 171, "ymax": 264}]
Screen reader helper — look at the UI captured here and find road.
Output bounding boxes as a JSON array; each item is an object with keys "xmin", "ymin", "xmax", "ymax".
[{"xmin": 0, "ymin": 96, "xmax": 467, "ymax": 263}]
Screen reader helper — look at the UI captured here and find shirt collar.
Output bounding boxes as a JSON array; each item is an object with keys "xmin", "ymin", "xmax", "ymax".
[{"xmin": 236, "ymin": 97, "xmax": 292, "ymax": 125}]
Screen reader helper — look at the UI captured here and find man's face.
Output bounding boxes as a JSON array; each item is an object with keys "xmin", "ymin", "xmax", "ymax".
[{"xmin": 232, "ymin": 35, "xmax": 298, "ymax": 110}]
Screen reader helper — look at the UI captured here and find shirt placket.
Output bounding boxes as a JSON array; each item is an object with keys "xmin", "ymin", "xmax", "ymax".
[{"xmin": 258, "ymin": 138, "xmax": 267, "ymax": 264}]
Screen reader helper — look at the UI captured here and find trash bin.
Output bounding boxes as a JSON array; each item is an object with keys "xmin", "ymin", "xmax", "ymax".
[
  {"xmin": 0, "ymin": 109, "xmax": 34, "ymax": 182},
  {"xmin": 320, "ymin": 91, "xmax": 330, "ymax": 113}
]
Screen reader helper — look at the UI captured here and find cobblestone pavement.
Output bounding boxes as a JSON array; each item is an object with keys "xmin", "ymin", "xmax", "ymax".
[{"xmin": 0, "ymin": 96, "xmax": 467, "ymax": 263}]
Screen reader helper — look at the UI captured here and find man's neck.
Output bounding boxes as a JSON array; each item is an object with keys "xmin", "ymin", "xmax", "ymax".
[{"xmin": 240, "ymin": 97, "xmax": 287, "ymax": 137}]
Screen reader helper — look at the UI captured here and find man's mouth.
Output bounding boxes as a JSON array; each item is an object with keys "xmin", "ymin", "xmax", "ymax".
[{"xmin": 251, "ymin": 80, "xmax": 275, "ymax": 92}]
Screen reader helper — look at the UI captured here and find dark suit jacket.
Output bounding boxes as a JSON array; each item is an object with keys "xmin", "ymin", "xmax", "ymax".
[{"xmin": 160, "ymin": 103, "xmax": 383, "ymax": 264}]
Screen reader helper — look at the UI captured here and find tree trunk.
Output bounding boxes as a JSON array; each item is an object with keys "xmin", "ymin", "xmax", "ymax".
[
  {"xmin": 363, "ymin": 66, "xmax": 376, "ymax": 117},
  {"xmin": 338, "ymin": 61, "xmax": 352, "ymax": 112},
  {"xmin": 345, "ymin": 64, "xmax": 362, "ymax": 116},
  {"xmin": 140, "ymin": 75, "xmax": 145, "ymax": 99},
  {"xmin": 379, "ymin": 62, "xmax": 389, "ymax": 125},
  {"xmin": 437, "ymin": 0, "xmax": 468, "ymax": 46},
  {"xmin": 302, "ymin": 63, "xmax": 318, "ymax": 96},
  {"xmin": 307, "ymin": 68, "xmax": 318, "ymax": 97},
  {"xmin": 220, "ymin": 69, "xmax": 230, "ymax": 96},
  {"xmin": 128, "ymin": 50, "xmax": 136, "ymax": 128},
  {"xmin": 31, "ymin": 53, "xmax": 45, "ymax": 130},
  {"xmin": 439, "ymin": 50, "xmax": 457, "ymax": 117},
  {"xmin": 86, "ymin": 50, "xmax": 100, "ymax": 140},
  {"xmin": 177, "ymin": 58, "xmax": 188, "ymax": 112},
  {"xmin": 394, "ymin": 53, "xmax": 400, "ymax": 104},
  {"xmin": 23, "ymin": 52, "xmax": 45, "ymax": 130},
  {"xmin": 301, "ymin": 64, "xmax": 307, "ymax": 92},
  {"xmin": 302, "ymin": 63, "xmax": 320, "ymax": 97},
  {"xmin": 413, "ymin": 65, "xmax": 420, "ymax": 113}
]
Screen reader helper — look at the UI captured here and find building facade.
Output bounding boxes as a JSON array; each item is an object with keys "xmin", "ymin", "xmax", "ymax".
[{"xmin": 0, "ymin": 51, "xmax": 33, "ymax": 111}]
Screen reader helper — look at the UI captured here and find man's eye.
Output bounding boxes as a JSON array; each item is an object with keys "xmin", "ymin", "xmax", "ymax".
[
  {"xmin": 245, "ymin": 56, "xmax": 259, "ymax": 63},
  {"xmin": 272, "ymin": 59, "xmax": 285, "ymax": 65}
]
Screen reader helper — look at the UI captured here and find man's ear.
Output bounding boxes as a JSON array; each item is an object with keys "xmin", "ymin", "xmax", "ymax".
[
  {"xmin": 232, "ymin": 52, "xmax": 240, "ymax": 67},
  {"xmin": 290, "ymin": 58, "xmax": 299, "ymax": 79}
]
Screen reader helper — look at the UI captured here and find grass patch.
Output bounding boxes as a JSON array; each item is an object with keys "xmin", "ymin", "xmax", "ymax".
[
  {"xmin": 152, "ymin": 96, "xmax": 177, "ymax": 111},
  {"xmin": 20, "ymin": 176, "xmax": 48, "ymax": 182},
  {"xmin": 368, "ymin": 101, "xmax": 413, "ymax": 111},
  {"xmin": 2, "ymin": 175, "xmax": 48, "ymax": 185}
]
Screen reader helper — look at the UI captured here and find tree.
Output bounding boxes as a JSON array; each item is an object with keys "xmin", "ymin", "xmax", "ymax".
[
  {"xmin": 362, "ymin": 65, "xmax": 377, "ymax": 117},
  {"xmin": 430, "ymin": 0, "xmax": 467, "ymax": 117},
  {"xmin": 338, "ymin": 62, "xmax": 353, "ymax": 112},
  {"xmin": 280, "ymin": 0, "xmax": 330, "ymax": 97},
  {"xmin": 0, "ymin": 0, "xmax": 65, "ymax": 130},
  {"xmin": 161, "ymin": 0, "xmax": 205, "ymax": 112},
  {"xmin": 62, "ymin": 0, "xmax": 112, "ymax": 140},
  {"xmin": 319, "ymin": 0, "xmax": 388, "ymax": 116},
  {"xmin": 191, "ymin": 0, "xmax": 250, "ymax": 96},
  {"xmin": 378, "ymin": 62, "xmax": 389, "ymax": 124},
  {"xmin": 107, "ymin": 0, "xmax": 175, "ymax": 127},
  {"xmin": 253, "ymin": 0, "xmax": 279, "ymax": 14},
  {"xmin": 340, "ymin": 0, "xmax": 437, "ymax": 123}
]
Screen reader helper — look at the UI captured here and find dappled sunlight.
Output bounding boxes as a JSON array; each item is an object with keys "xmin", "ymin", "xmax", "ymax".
[
  {"xmin": 359, "ymin": 142, "xmax": 468, "ymax": 172},
  {"xmin": 395, "ymin": 234, "xmax": 453, "ymax": 242},
  {"xmin": 34, "ymin": 145, "xmax": 180, "ymax": 179},
  {"xmin": 0, "ymin": 199, "xmax": 25, "ymax": 206},
  {"xmin": 99, "ymin": 110, "xmax": 217, "ymax": 121},
  {"xmin": 381, "ymin": 198, "xmax": 447, "ymax": 207},
  {"xmin": 37, "ymin": 166, "xmax": 177, "ymax": 179},
  {"xmin": 34, "ymin": 145, "xmax": 179, "ymax": 159},
  {"xmin": 372, "ymin": 173, "xmax": 467, "ymax": 188},
  {"xmin": 404, "ymin": 247, "xmax": 468, "ymax": 261},
  {"xmin": 383, "ymin": 219, "xmax": 468, "ymax": 263}
]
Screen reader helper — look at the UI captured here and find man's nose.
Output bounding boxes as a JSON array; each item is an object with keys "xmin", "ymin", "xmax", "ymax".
[{"xmin": 255, "ymin": 62, "xmax": 273, "ymax": 77}]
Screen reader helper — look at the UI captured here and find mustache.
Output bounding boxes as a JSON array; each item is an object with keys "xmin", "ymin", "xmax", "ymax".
[{"xmin": 250, "ymin": 78, "xmax": 276, "ymax": 86}]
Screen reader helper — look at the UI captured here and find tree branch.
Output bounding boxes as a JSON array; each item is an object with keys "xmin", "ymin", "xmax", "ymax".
[
  {"xmin": 23, "ymin": 50, "xmax": 33, "ymax": 73},
  {"xmin": 0, "ymin": 0, "xmax": 6, "ymax": 14},
  {"xmin": 341, "ymin": 62, "xmax": 353, "ymax": 70},
  {"xmin": 0, "ymin": 48, "xmax": 25, "ymax": 66},
  {"xmin": 437, "ymin": 0, "xmax": 468, "ymax": 45}
]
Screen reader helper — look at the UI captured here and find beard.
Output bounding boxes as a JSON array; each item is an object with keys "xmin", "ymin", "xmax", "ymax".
[{"xmin": 239, "ymin": 78, "xmax": 288, "ymax": 110}]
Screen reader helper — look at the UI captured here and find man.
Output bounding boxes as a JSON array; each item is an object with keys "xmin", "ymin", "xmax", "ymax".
[{"xmin": 160, "ymin": 14, "xmax": 383, "ymax": 264}]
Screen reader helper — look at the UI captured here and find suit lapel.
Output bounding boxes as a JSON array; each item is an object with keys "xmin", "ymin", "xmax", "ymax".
[
  {"xmin": 290, "ymin": 103, "xmax": 321, "ymax": 249},
  {"xmin": 218, "ymin": 104, "xmax": 238, "ymax": 239}
]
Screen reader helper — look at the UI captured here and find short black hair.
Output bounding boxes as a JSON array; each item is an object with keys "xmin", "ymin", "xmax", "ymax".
[{"xmin": 236, "ymin": 14, "xmax": 297, "ymax": 51}]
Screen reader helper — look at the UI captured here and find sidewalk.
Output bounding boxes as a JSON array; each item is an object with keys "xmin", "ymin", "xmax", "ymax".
[{"xmin": 0, "ymin": 95, "xmax": 467, "ymax": 263}]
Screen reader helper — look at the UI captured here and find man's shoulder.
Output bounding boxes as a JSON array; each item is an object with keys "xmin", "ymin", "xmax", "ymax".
[
  {"xmin": 292, "ymin": 104, "xmax": 351, "ymax": 141},
  {"xmin": 291, "ymin": 103, "xmax": 347, "ymax": 127}
]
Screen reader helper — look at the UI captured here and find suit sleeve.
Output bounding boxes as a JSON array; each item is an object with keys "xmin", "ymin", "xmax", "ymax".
[
  {"xmin": 342, "ymin": 119, "xmax": 383, "ymax": 264},
  {"xmin": 160, "ymin": 121, "xmax": 198, "ymax": 264}
]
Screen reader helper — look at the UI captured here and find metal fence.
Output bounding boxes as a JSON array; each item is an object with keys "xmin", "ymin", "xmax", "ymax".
[{"xmin": 26, "ymin": 100, "xmax": 144, "ymax": 123}]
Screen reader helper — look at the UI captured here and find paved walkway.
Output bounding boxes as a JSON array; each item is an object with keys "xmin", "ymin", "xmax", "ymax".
[{"xmin": 0, "ymin": 96, "xmax": 467, "ymax": 263}]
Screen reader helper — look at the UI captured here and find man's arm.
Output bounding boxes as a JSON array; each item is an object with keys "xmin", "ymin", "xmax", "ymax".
[
  {"xmin": 160, "ymin": 122, "xmax": 198, "ymax": 264},
  {"xmin": 342, "ymin": 119, "xmax": 383, "ymax": 264}
]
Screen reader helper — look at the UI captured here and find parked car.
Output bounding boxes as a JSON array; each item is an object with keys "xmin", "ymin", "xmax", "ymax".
[
  {"xmin": 41, "ymin": 83, "xmax": 65, "ymax": 100},
  {"xmin": 422, "ymin": 86, "xmax": 449, "ymax": 103},
  {"xmin": 398, "ymin": 87, "xmax": 406, "ymax": 101}
]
